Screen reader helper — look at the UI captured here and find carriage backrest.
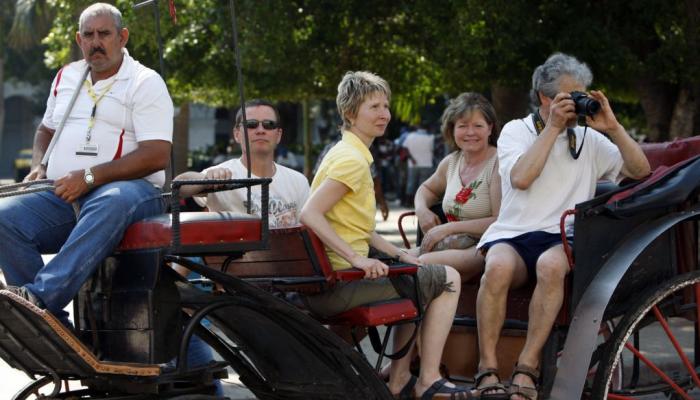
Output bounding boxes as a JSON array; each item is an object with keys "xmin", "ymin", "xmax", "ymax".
[
  {"xmin": 641, "ymin": 136, "xmax": 700, "ymax": 170},
  {"xmin": 204, "ymin": 225, "xmax": 336, "ymax": 294}
]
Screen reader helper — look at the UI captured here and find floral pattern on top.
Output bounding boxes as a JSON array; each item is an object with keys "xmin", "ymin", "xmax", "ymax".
[{"xmin": 445, "ymin": 179, "xmax": 482, "ymax": 222}]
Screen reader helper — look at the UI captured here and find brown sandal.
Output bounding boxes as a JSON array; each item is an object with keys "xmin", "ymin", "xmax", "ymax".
[
  {"xmin": 474, "ymin": 368, "xmax": 508, "ymax": 400},
  {"xmin": 508, "ymin": 364, "xmax": 539, "ymax": 400}
]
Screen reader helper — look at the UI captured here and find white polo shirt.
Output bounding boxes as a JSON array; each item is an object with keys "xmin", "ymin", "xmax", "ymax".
[
  {"xmin": 478, "ymin": 115, "xmax": 624, "ymax": 247},
  {"xmin": 42, "ymin": 49, "xmax": 173, "ymax": 188}
]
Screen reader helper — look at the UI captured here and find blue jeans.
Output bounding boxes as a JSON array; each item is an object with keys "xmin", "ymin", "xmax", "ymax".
[{"xmin": 0, "ymin": 179, "xmax": 164, "ymax": 320}]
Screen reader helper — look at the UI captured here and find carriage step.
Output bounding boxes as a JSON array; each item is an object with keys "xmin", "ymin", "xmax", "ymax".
[
  {"xmin": 453, "ymin": 316, "xmax": 528, "ymax": 330},
  {"xmin": 0, "ymin": 290, "xmax": 161, "ymax": 378}
]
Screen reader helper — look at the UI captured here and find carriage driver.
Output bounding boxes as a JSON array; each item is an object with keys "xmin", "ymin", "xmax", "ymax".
[
  {"xmin": 0, "ymin": 3, "xmax": 172, "ymax": 326},
  {"xmin": 473, "ymin": 53, "xmax": 650, "ymax": 400}
]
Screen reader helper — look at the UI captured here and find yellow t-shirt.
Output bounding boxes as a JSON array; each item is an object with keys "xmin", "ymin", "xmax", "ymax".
[{"xmin": 311, "ymin": 131, "xmax": 376, "ymax": 270}]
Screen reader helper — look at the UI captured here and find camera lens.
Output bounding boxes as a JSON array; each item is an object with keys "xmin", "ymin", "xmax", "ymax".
[{"xmin": 570, "ymin": 91, "xmax": 600, "ymax": 117}]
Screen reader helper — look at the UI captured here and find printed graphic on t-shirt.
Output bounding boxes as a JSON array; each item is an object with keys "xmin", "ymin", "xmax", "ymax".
[{"xmin": 244, "ymin": 195, "xmax": 300, "ymax": 228}]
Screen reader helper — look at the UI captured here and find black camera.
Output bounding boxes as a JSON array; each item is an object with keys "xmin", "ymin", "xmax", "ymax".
[{"xmin": 570, "ymin": 91, "xmax": 600, "ymax": 117}]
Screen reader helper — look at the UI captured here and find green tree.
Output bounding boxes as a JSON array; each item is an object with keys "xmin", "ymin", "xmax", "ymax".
[
  {"xmin": 40, "ymin": 0, "xmax": 700, "ymax": 144},
  {"xmin": 1, "ymin": 0, "xmax": 53, "ymax": 173}
]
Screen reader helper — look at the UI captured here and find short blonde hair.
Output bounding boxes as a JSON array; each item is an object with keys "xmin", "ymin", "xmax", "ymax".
[
  {"xmin": 441, "ymin": 92, "xmax": 499, "ymax": 151},
  {"xmin": 336, "ymin": 71, "xmax": 391, "ymax": 131}
]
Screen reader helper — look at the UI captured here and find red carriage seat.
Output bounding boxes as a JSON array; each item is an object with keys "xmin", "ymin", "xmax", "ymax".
[
  {"xmin": 116, "ymin": 211, "xmax": 263, "ymax": 252},
  {"xmin": 204, "ymin": 225, "xmax": 420, "ymax": 370}
]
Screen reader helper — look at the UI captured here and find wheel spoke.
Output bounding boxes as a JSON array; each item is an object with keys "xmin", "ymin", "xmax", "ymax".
[
  {"xmin": 651, "ymin": 305, "xmax": 700, "ymax": 388},
  {"xmin": 624, "ymin": 342, "xmax": 693, "ymax": 400}
]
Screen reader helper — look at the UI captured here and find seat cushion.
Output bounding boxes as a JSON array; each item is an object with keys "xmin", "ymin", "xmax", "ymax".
[
  {"xmin": 333, "ymin": 264, "xmax": 418, "ymax": 281},
  {"xmin": 325, "ymin": 298, "xmax": 418, "ymax": 326},
  {"xmin": 117, "ymin": 211, "xmax": 262, "ymax": 251}
]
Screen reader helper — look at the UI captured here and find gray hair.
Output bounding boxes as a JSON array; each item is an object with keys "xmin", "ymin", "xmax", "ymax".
[
  {"xmin": 336, "ymin": 71, "xmax": 391, "ymax": 131},
  {"xmin": 79, "ymin": 3, "xmax": 123, "ymax": 32},
  {"xmin": 530, "ymin": 52, "xmax": 593, "ymax": 106}
]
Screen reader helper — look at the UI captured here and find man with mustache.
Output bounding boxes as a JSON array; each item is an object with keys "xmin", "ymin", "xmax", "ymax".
[
  {"xmin": 0, "ymin": 3, "xmax": 172, "ymax": 320},
  {"xmin": 176, "ymin": 99, "xmax": 309, "ymax": 227}
]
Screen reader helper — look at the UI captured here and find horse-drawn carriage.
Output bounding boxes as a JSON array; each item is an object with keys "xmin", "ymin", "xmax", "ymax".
[{"xmin": 0, "ymin": 136, "xmax": 699, "ymax": 399}]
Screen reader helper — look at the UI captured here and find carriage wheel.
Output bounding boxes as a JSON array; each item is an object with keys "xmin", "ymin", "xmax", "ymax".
[
  {"xmin": 590, "ymin": 270, "xmax": 700, "ymax": 399},
  {"xmin": 11, "ymin": 376, "xmax": 57, "ymax": 400}
]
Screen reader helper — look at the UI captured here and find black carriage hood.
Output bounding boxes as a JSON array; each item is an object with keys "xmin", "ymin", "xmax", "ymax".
[{"xmin": 603, "ymin": 155, "xmax": 700, "ymax": 217}]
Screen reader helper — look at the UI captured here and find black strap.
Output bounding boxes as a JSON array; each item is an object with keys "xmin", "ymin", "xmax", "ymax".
[
  {"xmin": 367, "ymin": 322, "xmax": 419, "ymax": 360},
  {"xmin": 567, "ymin": 127, "xmax": 586, "ymax": 160},
  {"xmin": 531, "ymin": 111, "xmax": 586, "ymax": 160}
]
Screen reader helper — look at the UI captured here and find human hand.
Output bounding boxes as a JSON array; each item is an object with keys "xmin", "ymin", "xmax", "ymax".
[
  {"xmin": 23, "ymin": 165, "xmax": 46, "ymax": 182},
  {"xmin": 54, "ymin": 169, "xmax": 90, "ymax": 203},
  {"xmin": 397, "ymin": 249, "xmax": 421, "ymax": 266},
  {"xmin": 204, "ymin": 167, "xmax": 233, "ymax": 189},
  {"xmin": 351, "ymin": 255, "xmax": 389, "ymax": 279},
  {"xmin": 419, "ymin": 223, "xmax": 452, "ymax": 254},
  {"xmin": 416, "ymin": 207, "xmax": 441, "ymax": 234},
  {"xmin": 585, "ymin": 90, "xmax": 624, "ymax": 137},
  {"xmin": 546, "ymin": 92, "xmax": 577, "ymax": 132},
  {"xmin": 379, "ymin": 200, "xmax": 389, "ymax": 221}
]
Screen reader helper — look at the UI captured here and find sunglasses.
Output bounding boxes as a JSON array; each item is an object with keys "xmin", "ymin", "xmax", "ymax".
[{"xmin": 241, "ymin": 119, "xmax": 278, "ymax": 130}]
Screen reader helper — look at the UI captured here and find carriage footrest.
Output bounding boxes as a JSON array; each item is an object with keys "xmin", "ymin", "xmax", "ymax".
[
  {"xmin": 0, "ymin": 290, "xmax": 161, "ymax": 378},
  {"xmin": 323, "ymin": 299, "xmax": 418, "ymax": 326}
]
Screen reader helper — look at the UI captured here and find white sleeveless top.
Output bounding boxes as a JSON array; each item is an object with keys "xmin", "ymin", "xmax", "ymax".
[{"xmin": 441, "ymin": 151, "xmax": 497, "ymax": 221}]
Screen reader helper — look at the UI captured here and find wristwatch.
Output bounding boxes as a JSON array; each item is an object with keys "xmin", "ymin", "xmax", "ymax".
[{"xmin": 84, "ymin": 168, "xmax": 95, "ymax": 188}]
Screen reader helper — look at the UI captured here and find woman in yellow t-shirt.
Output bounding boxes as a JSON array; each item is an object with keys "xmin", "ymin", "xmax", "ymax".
[{"xmin": 301, "ymin": 71, "xmax": 470, "ymax": 399}]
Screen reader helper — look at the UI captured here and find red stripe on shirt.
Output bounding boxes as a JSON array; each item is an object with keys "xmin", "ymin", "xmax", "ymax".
[
  {"xmin": 113, "ymin": 129, "xmax": 125, "ymax": 160},
  {"xmin": 53, "ymin": 67, "xmax": 65, "ymax": 97}
]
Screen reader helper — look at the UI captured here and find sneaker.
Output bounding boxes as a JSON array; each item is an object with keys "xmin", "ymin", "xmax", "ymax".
[{"xmin": 2, "ymin": 285, "xmax": 45, "ymax": 308}]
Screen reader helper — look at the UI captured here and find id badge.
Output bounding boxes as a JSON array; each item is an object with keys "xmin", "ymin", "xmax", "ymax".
[{"xmin": 76, "ymin": 143, "xmax": 99, "ymax": 156}]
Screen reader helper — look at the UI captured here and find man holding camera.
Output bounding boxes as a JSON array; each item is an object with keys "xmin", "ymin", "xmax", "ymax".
[{"xmin": 473, "ymin": 53, "xmax": 650, "ymax": 400}]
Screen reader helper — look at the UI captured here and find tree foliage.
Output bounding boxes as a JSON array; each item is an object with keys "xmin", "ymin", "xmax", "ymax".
[{"xmin": 38, "ymin": 0, "xmax": 700, "ymax": 138}]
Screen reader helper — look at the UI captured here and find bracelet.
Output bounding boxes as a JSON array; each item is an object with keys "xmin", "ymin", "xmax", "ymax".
[{"xmin": 396, "ymin": 249, "xmax": 408, "ymax": 259}]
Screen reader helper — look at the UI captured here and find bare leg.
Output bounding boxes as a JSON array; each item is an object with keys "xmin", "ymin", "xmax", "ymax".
[
  {"xmin": 511, "ymin": 245, "xmax": 569, "ymax": 400},
  {"xmin": 419, "ymin": 246, "xmax": 485, "ymax": 282},
  {"xmin": 387, "ymin": 324, "xmax": 417, "ymax": 393},
  {"xmin": 476, "ymin": 244, "xmax": 527, "ymax": 391},
  {"xmin": 413, "ymin": 266, "xmax": 463, "ymax": 396}
]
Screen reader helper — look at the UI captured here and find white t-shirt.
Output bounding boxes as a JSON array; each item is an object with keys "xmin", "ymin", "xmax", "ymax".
[
  {"xmin": 403, "ymin": 129, "xmax": 434, "ymax": 167},
  {"xmin": 42, "ymin": 49, "xmax": 173, "ymax": 188},
  {"xmin": 195, "ymin": 158, "xmax": 310, "ymax": 228},
  {"xmin": 478, "ymin": 115, "xmax": 624, "ymax": 246}
]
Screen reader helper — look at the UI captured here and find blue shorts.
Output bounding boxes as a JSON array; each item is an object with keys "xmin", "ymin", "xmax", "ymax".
[{"xmin": 481, "ymin": 231, "xmax": 570, "ymax": 280}]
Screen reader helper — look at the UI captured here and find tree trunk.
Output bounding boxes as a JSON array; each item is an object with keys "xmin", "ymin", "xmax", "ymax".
[
  {"xmin": 684, "ymin": 0, "xmax": 700, "ymax": 137},
  {"xmin": 302, "ymin": 99, "xmax": 311, "ymax": 179},
  {"xmin": 669, "ymin": 86, "xmax": 696, "ymax": 138},
  {"xmin": 633, "ymin": 76, "xmax": 676, "ymax": 142},
  {"xmin": 490, "ymin": 84, "xmax": 530, "ymax": 127},
  {"xmin": 170, "ymin": 102, "xmax": 190, "ymax": 181}
]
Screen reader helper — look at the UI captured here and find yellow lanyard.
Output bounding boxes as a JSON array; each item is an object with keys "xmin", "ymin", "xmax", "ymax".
[{"xmin": 83, "ymin": 78, "xmax": 116, "ymax": 142}]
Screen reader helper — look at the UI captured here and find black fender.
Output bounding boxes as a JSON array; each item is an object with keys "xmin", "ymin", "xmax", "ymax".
[
  {"xmin": 550, "ymin": 205, "xmax": 700, "ymax": 399},
  {"xmin": 169, "ymin": 256, "xmax": 392, "ymax": 400}
]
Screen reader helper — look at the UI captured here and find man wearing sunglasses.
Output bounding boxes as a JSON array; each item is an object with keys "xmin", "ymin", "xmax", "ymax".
[{"xmin": 176, "ymin": 99, "xmax": 309, "ymax": 228}]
